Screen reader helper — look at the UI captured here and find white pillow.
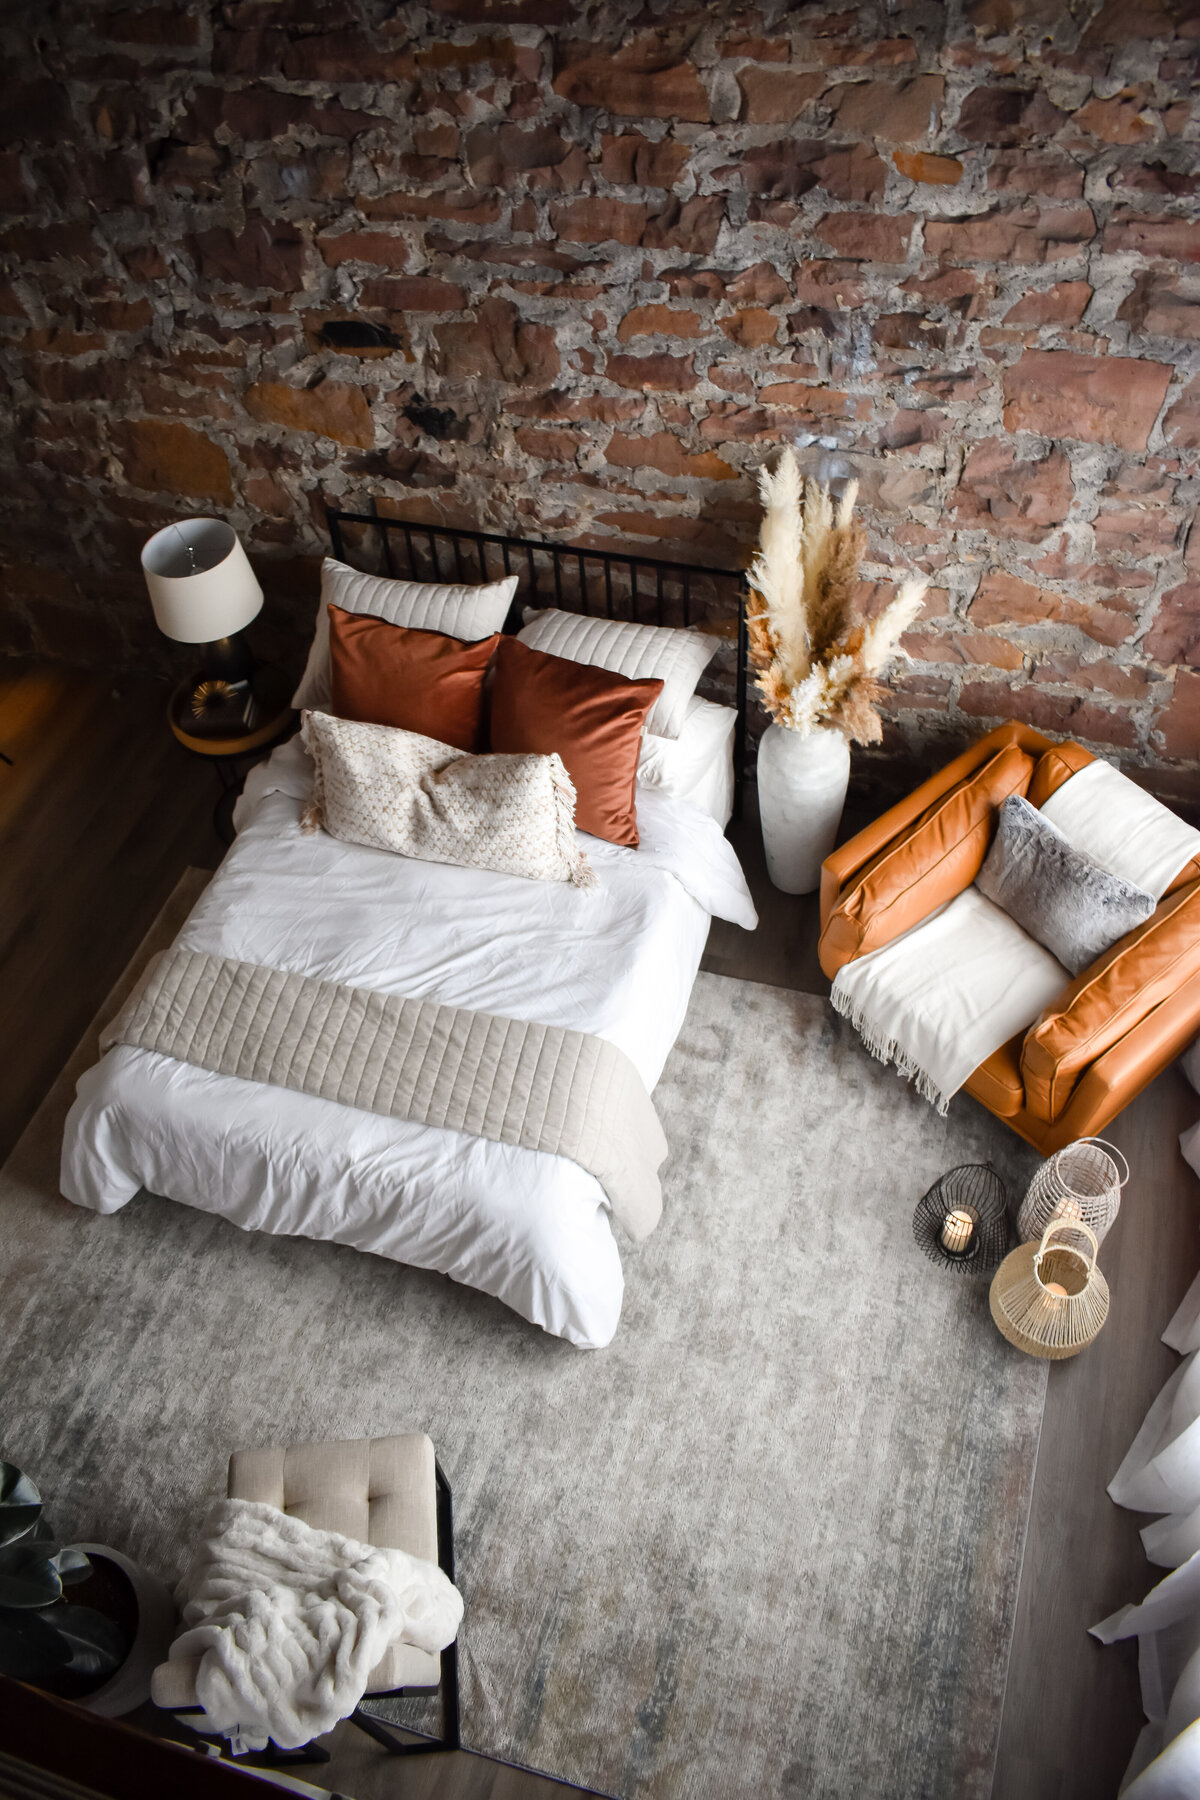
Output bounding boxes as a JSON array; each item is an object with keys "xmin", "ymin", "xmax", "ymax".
[
  {"xmin": 637, "ymin": 695, "xmax": 736, "ymax": 827},
  {"xmin": 300, "ymin": 710, "xmax": 593, "ymax": 889},
  {"xmin": 517, "ymin": 607, "xmax": 719, "ymax": 740},
  {"xmin": 292, "ymin": 557, "xmax": 518, "ymax": 711}
]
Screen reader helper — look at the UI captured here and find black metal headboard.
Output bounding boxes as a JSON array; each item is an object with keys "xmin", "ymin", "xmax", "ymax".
[{"xmin": 325, "ymin": 507, "xmax": 750, "ymax": 814}]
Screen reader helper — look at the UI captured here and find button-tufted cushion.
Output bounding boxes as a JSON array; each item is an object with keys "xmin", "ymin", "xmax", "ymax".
[{"xmin": 151, "ymin": 1433, "xmax": 443, "ymax": 1709}]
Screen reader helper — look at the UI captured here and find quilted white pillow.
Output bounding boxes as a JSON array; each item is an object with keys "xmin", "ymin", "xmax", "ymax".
[
  {"xmin": 517, "ymin": 607, "xmax": 719, "ymax": 739},
  {"xmin": 292, "ymin": 558, "xmax": 518, "ymax": 711},
  {"xmin": 300, "ymin": 710, "xmax": 593, "ymax": 889}
]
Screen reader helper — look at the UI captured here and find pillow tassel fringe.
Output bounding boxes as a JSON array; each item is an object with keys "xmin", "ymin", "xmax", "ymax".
[
  {"xmin": 549, "ymin": 755, "xmax": 596, "ymax": 892},
  {"xmin": 830, "ymin": 972, "xmax": 951, "ymax": 1115}
]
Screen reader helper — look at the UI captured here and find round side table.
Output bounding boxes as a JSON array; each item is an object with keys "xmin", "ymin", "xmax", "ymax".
[{"xmin": 169, "ymin": 667, "xmax": 296, "ymax": 845}]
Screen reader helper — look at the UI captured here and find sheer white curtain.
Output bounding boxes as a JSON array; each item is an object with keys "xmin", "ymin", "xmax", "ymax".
[{"xmin": 1092, "ymin": 1043, "xmax": 1200, "ymax": 1796}]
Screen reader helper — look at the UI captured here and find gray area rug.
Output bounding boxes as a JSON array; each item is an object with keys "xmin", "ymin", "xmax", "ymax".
[{"xmin": 1, "ymin": 871, "xmax": 1046, "ymax": 1800}]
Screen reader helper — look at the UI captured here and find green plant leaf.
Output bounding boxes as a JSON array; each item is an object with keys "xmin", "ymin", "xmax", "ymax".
[
  {"xmin": 0, "ymin": 1545, "xmax": 64, "ymax": 1609},
  {"xmin": 52, "ymin": 1547, "xmax": 91, "ymax": 1587},
  {"xmin": 0, "ymin": 1465, "xmax": 42, "ymax": 1551},
  {"xmin": 0, "ymin": 1610, "xmax": 75, "ymax": 1680},
  {"xmin": 50, "ymin": 1603, "xmax": 129, "ymax": 1683}
]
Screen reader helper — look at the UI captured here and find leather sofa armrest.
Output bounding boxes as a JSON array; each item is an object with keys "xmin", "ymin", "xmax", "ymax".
[
  {"xmin": 817, "ymin": 738, "xmax": 1036, "ymax": 978},
  {"xmin": 818, "ymin": 721, "xmax": 1047, "ymax": 929},
  {"xmin": 1022, "ymin": 878, "xmax": 1200, "ymax": 1125},
  {"xmin": 1050, "ymin": 964, "xmax": 1200, "ymax": 1143}
]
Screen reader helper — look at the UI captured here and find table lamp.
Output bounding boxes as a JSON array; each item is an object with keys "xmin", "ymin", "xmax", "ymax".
[{"xmin": 141, "ymin": 518, "xmax": 263, "ymax": 735}]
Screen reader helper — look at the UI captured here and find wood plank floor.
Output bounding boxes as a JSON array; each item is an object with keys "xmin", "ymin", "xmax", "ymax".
[{"xmin": 2, "ymin": 660, "xmax": 1197, "ymax": 1800}]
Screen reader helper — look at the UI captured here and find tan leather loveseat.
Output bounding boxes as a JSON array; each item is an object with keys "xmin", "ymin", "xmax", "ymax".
[{"xmin": 818, "ymin": 721, "xmax": 1200, "ymax": 1155}]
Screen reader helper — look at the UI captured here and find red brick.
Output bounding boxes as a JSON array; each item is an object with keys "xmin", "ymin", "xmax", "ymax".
[
  {"xmin": 358, "ymin": 276, "xmax": 466, "ymax": 311},
  {"xmin": 1073, "ymin": 89, "xmax": 1159, "ymax": 144},
  {"xmin": 893, "ymin": 150, "xmax": 963, "ymax": 185},
  {"xmin": 108, "ymin": 7, "xmax": 202, "ymax": 43},
  {"xmin": 190, "ymin": 221, "xmax": 306, "ymax": 289},
  {"xmin": 737, "ymin": 68, "xmax": 823, "ymax": 123},
  {"xmin": 718, "ymin": 308, "xmax": 780, "ymax": 349},
  {"xmin": 1002, "ymin": 281, "xmax": 1092, "ymax": 327},
  {"xmin": 513, "ymin": 426, "xmax": 583, "ymax": 463},
  {"xmin": 719, "ymin": 33, "xmax": 790, "ymax": 60},
  {"xmin": 926, "ymin": 204, "xmax": 1094, "ymax": 265},
  {"xmin": 415, "ymin": 34, "xmax": 524, "ymax": 72},
  {"xmin": 903, "ymin": 630, "xmax": 1025, "ymax": 670},
  {"xmin": 1158, "ymin": 668, "xmax": 1200, "ymax": 760},
  {"xmin": 813, "ymin": 211, "xmax": 914, "ymax": 261},
  {"xmin": 987, "ymin": 149, "xmax": 1086, "ymax": 199},
  {"xmin": 956, "ymin": 86, "xmax": 1067, "ymax": 145},
  {"xmin": 707, "ymin": 363, "xmax": 755, "ymax": 397},
  {"xmin": 826, "ymin": 74, "xmax": 944, "ymax": 142},
  {"xmin": 244, "ymin": 380, "xmax": 374, "ymax": 448},
  {"xmin": 793, "ymin": 262, "xmax": 866, "ymax": 307},
  {"xmin": 1145, "ymin": 582, "xmax": 1200, "ymax": 665},
  {"xmin": 359, "ymin": 190, "xmax": 503, "ymax": 226},
  {"xmin": 1165, "ymin": 375, "xmax": 1200, "ymax": 448},
  {"xmin": 552, "ymin": 46, "xmax": 709, "ymax": 123},
  {"xmin": 433, "ymin": 298, "xmax": 560, "ymax": 385},
  {"xmin": 317, "ymin": 231, "xmax": 410, "ymax": 271},
  {"xmin": 599, "ymin": 133, "xmax": 690, "ymax": 188},
  {"xmin": 819, "ymin": 36, "xmax": 918, "ymax": 67},
  {"xmin": 1103, "ymin": 213, "xmax": 1200, "ymax": 263},
  {"xmin": 1119, "ymin": 273, "xmax": 1200, "ymax": 342},
  {"xmin": 697, "ymin": 404, "xmax": 787, "ymax": 443},
  {"xmin": 112, "ymin": 417, "xmax": 233, "ymax": 502},
  {"xmin": 616, "ymin": 305, "xmax": 703, "ymax": 342},
  {"xmin": 758, "ymin": 384, "xmax": 864, "ymax": 420},
  {"xmin": 970, "ymin": 570, "xmax": 1135, "ymax": 646},
  {"xmin": 1003, "ymin": 350, "xmax": 1172, "ymax": 450},
  {"xmin": 953, "ymin": 438, "xmax": 1074, "ymax": 541},
  {"xmin": 182, "ymin": 88, "xmax": 379, "ymax": 145},
  {"xmin": 551, "ymin": 198, "xmax": 648, "ymax": 246},
  {"xmin": 900, "ymin": 267, "xmax": 992, "ymax": 316},
  {"xmin": 605, "ymin": 352, "xmax": 698, "ymax": 392},
  {"xmin": 1082, "ymin": 0, "xmax": 1177, "ymax": 43},
  {"xmin": 0, "ymin": 80, "xmax": 73, "ymax": 142},
  {"xmin": 605, "ymin": 432, "xmax": 736, "ymax": 479},
  {"xmin": 508, "ymin": 391, "xmax": 645, "ymax": 422},
  {"xmin": 642, "ymin": 198, "xmax": 724, "ymax": 254},
  {"xmin": 962, "ymin": 683, "xmax": 1138, "ymax": 748},
  {"xmin": 873, "ymin": 314, "xmax": 948, "ymax": 352},
  {"xmin": 1031, "ymin": 554, "xmax": 1154, "ymax": 592},
  {"xmin": 0, "ymin": 222, "xmax": 96, "ymax": 263},
  {"xmin": 465, "ymin": 121, "xmax": 574, "ymax": 186},
  {"xmin": 279, "ymin": 30, "xmax": 414, "ymax": 81},
  {"xmin": 1031, "ymin": 656, "xmax": 1152, "ymax": 699},
  {"xmin": 881, "ymin": 408, "xmax": 947, "ymax": 449},
  {"xmin": 720, "ymin": 140, "xmax": 885, "ymax": 204}
]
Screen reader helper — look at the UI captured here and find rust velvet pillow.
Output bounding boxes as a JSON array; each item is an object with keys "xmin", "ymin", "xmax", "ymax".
[
  {"xmin": 488, "ymin": 634, "xmax": 663, "ymax": 848},
  {"xmin": 327, "ymin": 603, "xmax": 498, "ymax": 753}
]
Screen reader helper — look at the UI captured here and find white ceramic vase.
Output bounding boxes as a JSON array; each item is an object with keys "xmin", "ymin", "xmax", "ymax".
[{"xmin": 756, "ymin": 721, "xmax": 851, "ymax": 895}]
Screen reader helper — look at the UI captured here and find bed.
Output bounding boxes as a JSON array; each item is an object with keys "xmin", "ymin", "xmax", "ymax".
[{"xmin": 61, "ymin": 518, "xmax": 757, "ymax": 1350}]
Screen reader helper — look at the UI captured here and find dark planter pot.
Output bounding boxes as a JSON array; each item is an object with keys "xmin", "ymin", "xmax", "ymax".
[{"xmin": 50, "ymin": 1545, "xmax": 176, "ymax": 1717}]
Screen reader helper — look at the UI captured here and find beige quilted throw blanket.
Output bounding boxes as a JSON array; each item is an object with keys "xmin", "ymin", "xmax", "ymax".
[
  {"xmin": 101, "ymin": 949, "xmax": 668, "ymax": 1241},
  {"xmin": 300, "ymin": 709, "xmax": 594, "ymax": 889}
]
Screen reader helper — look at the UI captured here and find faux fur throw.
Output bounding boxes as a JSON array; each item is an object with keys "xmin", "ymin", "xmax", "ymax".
[
  {"xmin": 977, "ymin": 793, "xmax": 1156, "ymax": 976},
  {"xmin": 168, "ymin": 1499, "xmax": 463, "ymax": 1752},
  {"xmin": 300, "ymin": 709, "xmax": 594, "ymax": 890}
]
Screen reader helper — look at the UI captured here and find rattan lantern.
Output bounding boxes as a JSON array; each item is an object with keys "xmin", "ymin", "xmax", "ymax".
[
  {"xmin": 912, "ymin": 1164, "xmax": 1009, "ymax": 1274},
  {"xmin": 1016, "ymin": 1138, "xmax": 1128, "ymax": 1248},
  {"xmin": 989, "ymin": 1219, "xmax": 1110, "ymax": 1359}
]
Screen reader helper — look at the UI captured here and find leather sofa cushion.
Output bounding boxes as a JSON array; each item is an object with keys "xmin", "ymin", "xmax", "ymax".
[
  {"xmin": 1026, "ymin": 741, "xmax": 1095, "ymax": 810},
  {"xmin": 1022, "ymin": 877, "xmax": 1200, "ymax": 1124},
  {"xmin": 818, "ymin": 741, "xmax": 1035, "ymax": 970}
]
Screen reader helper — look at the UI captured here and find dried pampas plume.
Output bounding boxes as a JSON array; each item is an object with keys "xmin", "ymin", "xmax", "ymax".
[{"xmin": 746, "ymin": 447, "xmax": 927, "ymax": 745}]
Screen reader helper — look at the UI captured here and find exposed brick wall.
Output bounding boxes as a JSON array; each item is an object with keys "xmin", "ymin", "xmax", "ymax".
[{"xmin": 1, "ymin": 0, "xmax": 1199, "ymax": 793}]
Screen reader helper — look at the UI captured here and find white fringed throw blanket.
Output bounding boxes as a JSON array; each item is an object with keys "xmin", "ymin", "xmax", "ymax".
[{"xmin": 168, "ymin": 1499, "xmax": 463, "ymax": 1751}]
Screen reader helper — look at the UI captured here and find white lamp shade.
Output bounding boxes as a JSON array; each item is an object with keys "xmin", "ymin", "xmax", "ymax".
[{"xmin": 141, "ymin": 518, "xmax": 263, "ymax": 644}]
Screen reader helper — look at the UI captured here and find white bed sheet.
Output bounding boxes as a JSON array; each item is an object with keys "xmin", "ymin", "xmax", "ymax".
[{"xmin": 61, "ymin": 739, "xmax": 756, "ymax": 1349}]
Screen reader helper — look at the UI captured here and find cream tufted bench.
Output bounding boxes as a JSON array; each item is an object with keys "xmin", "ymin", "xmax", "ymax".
[{"xmin": 151, "ymin": 1432, "xmax": 459, "ymax": 1760}]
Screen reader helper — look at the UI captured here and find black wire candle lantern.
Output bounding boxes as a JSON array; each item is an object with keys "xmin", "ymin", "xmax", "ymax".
[{"xmin": 913, "ymin": 1164, "xmax": 1009, "ymax": 1275}]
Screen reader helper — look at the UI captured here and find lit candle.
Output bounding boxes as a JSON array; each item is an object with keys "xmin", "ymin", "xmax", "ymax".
[
  {"xmin": 940, "ymin": 1208, "xmax": 976, "ymax": 1255},
  {"xmin": 1043, "ymin": 1281, "xmax": 1069, "ymax": 1298}
]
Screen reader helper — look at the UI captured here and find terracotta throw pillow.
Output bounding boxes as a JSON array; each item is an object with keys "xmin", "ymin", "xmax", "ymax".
[
  {"xmin": 488, "ymin": 635, "xmax": 663, "ymax": 848},
  {"xmin": 328, "ymin": 604, "xmax": 498, "ymax": 753}
]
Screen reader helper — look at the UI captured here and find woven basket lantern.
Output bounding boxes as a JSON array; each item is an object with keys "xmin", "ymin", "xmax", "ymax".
[
  {"xmin": 1016, "ymin": 1138, "xmax": 1128, "ymax": 1248},
  {"xmin": 989, "ymin": 1219, "xmax": 1110, "ymax": 1360}
]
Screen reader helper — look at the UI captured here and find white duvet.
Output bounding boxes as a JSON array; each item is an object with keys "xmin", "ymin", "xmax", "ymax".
[{"xmin": 61, "ymin": 739, "xmax": 756, "ymax": 1349}]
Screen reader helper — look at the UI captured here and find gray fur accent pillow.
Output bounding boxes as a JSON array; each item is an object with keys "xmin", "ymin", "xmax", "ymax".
[{"xmin": 976, "ymin": 793, "xmax": 1156, "ymax": 976}]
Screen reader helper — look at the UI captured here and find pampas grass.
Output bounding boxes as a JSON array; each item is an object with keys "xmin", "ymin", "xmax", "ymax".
[{"xmin": 747, "ymin": 447, "xmax": 927, "ymax": 744}]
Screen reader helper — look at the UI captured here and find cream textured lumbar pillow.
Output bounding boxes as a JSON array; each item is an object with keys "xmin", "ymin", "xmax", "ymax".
[
  {"xmin": 300, "ymin": 710, "xmax": 594, "ymax": 890},
  {"xmin": 292, "ymin": 558, "xmax": 518, "ymax": 712},
  {"xmin": 517, "ymin": 607, "xmax": 718, "ymax": 739}
]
